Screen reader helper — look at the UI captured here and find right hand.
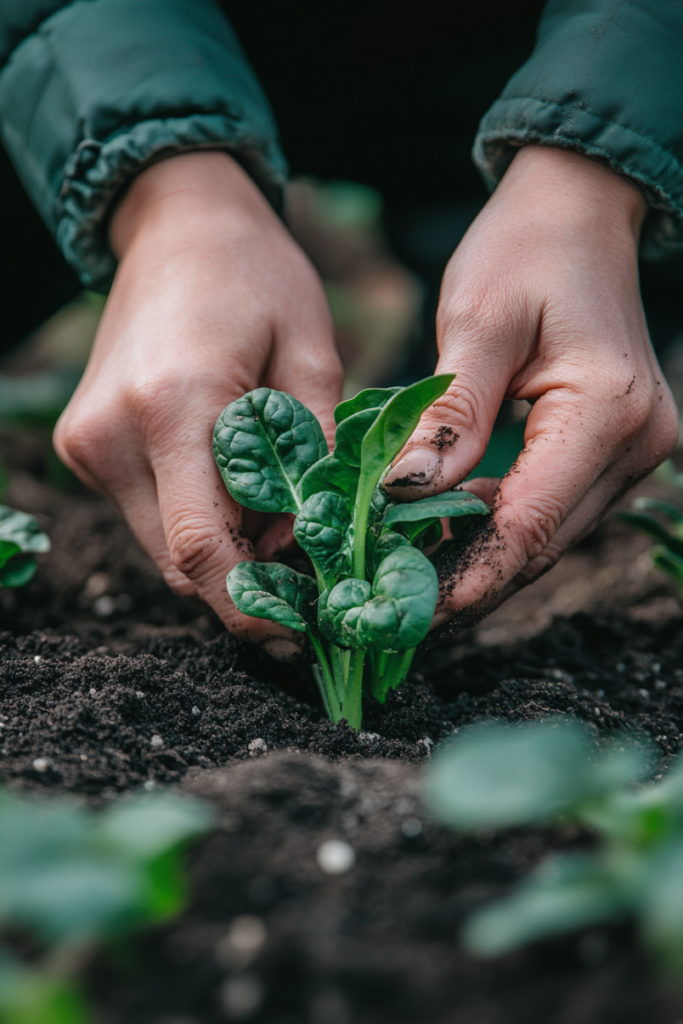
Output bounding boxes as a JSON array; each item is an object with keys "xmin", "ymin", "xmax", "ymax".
[{"xmin": 54, "ymin": 151, "xmax": 343, "ymax": 657}]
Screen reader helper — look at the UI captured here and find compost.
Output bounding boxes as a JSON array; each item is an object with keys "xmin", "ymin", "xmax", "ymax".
[{"xmin": 2, "ymin": 465, "xmax": 683, "ymax": 1023}]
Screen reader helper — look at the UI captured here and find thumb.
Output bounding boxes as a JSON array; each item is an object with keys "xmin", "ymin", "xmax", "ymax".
[{"xmin": 384, "ymin": 318, "xmax": 525, "ymax": 497}]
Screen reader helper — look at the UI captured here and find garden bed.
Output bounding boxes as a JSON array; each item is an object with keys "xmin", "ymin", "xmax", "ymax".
[{"xmin": 2, "ymin": 462, "xmax": 683, "ymax": 1023}]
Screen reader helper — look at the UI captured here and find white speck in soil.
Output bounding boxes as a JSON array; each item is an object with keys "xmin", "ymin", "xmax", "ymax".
[
  {"xmin": 144, "ymin": 779, "xmax": 156, "ymax": 791},
  {"xmin": 215, "ymin": 915, "xmax": 267, "ymax": 969},
  {"xmin": 593, "ymin": 707, "xmax": 601, "ymax": 716},
  {"xmin": 191, "ymin": 706, "xmax": 201, "ymax": 716},
  {"xmin": 219, "ymin": 972, "xmax": 264, "ymax": 1019},
  {"xmin": 135, "ymin": 691, "xmax": 145, "ymax": 699},
  {"xmin": 317, "ymin": 840, "xmax": 355, "ymax": 875},
  {"xmin": 33, "ymin": 655, "xmax": 42, "ymax": 664},
  {"xmin": 89, "ymin": 688, "xmax": 97, "ymax": 697},
  {"xmin": 93, "ymin": 595, "xmax": 116, "ymax": 617},
  {"xmin": 248, "ymin": 738, "xmax": 267, "ymax": 756},
  {"xmin": 80, "ymin": 754, "xmax": 88, "ymax": 761},
  {"xmin": 33, "ymin": 757, "xmax": 50, "ymax": 772},
  {"xmin": 401, "ymin": 817, "xmax": 423, "ymax": 838},
  {"xmin": 150, "ymin": 735, "xmax": 164, "ymax": 749},
  {"xmin": 358, "ymin": 732, "xmax": 381, "ymax": 742},
  {"xmin": 638, "ymin": 688, "xmax": 649, "ymax": 699}
]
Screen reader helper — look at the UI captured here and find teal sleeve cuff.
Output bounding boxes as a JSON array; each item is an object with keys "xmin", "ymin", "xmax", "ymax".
[
  {"xmin": 473, "ymin": 0, "xmax": 683, "ymax": 259},
  {"xmin": 0, "ymin": 0, "xmax": 287, "ymax": 290}
]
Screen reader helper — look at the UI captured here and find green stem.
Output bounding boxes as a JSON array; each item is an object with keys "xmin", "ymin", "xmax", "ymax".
[
  {"xmin": 341, "ymin": 647, "xmax": 365, "ymax": 730},
  {"xmin": 371, "ymin": 647, "xmax": 416, "ymax": 702},
  {"xmin": 308, "ymin": 631, "xmax": 342, "ymax": 722}
]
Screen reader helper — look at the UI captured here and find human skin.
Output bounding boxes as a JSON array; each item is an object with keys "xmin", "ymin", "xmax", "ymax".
[{"xmin": 54, "ymin": 146, "xmax": 678, "ymax": 649}]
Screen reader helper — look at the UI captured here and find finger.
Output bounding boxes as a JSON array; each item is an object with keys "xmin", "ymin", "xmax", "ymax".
[
  {"xmin": 383, "ymin": 290, "xmax": 533, "ymax": 497},
  {"xmin": 433, "ymin": 378, "xmax": 676, "ymax": 624},
  {"xmin": 149, "ymin": 422, "xmax": 306, "ymax": 654}
]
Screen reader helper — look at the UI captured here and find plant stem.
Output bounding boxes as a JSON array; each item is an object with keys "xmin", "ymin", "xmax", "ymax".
[
  {"xmin": 308, "ymin": 632, "xmax": 342, "ymax": 722},
  {"xmin": 342, "ymin": 647, "xmax": 365, "ymax": 730},
  {"xmin": 371, "ymin": 647, "xmax": 416, "ymax": 702}
]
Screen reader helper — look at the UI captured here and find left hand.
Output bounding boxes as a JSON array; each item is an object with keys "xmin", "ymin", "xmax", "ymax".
[{"xmin": 384, "ymin": 146, "xmax": 678, "ymax": 633}]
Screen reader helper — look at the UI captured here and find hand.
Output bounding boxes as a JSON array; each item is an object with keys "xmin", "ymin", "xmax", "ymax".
[
  {"xmin": 54, "ymin": 152, "xmax": 342, "ymax": 655},
  {"xmin": 384, "ymin": 146, "xmax": 678, "ymax": 634}
]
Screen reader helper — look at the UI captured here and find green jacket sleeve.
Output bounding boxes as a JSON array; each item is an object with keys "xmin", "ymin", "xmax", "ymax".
[
  {"xmin": 0, "ymin": 0, "xmax": 287, "ymax": 291},
  {"xmin": 473, "ymin": 0, "xmax": 683, "ymax": 259}
]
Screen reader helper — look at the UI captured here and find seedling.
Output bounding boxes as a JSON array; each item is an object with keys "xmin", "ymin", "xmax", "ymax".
[
  {"xmin": 617, "ymin": 497, "xmax": 683, "ymax": 592},
  {"xmin": 0, "ymin": 505, "xmax": 50, "ymax": 588},
  {"xmin": 427, "ymin": 719, "xmax": 683, "ymax": 977},
  {"xmin": 0, "ymin": 789, "xmax": 213, "ymax": 1024},
  {"xmin": 213, "ymin": 378, "xmax": 489, "ymax": 728}
]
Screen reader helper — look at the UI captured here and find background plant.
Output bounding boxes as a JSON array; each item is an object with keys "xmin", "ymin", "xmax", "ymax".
[
  {"xmin": 213, "ymin": 378, "xmax": 489, "ymax": 729},
  {"xmin": 0, "ymin": 790, "xmax": 212, "ymax": 1024},
  {"xmin": 0, "ymin": 505, "xmax": 50, "ymax": 589},
  {"xmin": 426, "ymin": 718, "xmax": 683, "ymax": 977},
  {"xmin": 617, "ymin": 496, "xmax": 683, "ymax": 593}
]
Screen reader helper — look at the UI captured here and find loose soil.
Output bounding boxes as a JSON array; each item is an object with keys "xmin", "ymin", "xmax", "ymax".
[{"xmin": 3, "ymin": 461, "xmax": 683, "ymax": 1023}]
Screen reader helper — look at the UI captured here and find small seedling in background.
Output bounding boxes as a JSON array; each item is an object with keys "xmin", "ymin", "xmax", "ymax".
[
  {"xmin": 426, "ymin": 719, "xmax": 683, "ymax": 977},
  {"xmin": 0, "ymin": 505, "xmax": 50, "ymax": 589},
  {"xmin": 213, "ymin": 379, "xmax": 489, "ymax": 729},
  {"xmin": 0, "ymin": 790, "xmax": 213, "ymax": 1024},
  {"xmin": 617, "ymin": 496, "xmax": 683, "ymax": 592}
]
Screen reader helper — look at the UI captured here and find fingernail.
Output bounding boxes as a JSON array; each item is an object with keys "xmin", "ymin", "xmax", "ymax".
[
  {"xmin": 263, "ymin": 638, "xmax": 304, "ymax": 661},
  {"xmin": 384, "ymin": 449, "xmax": 441, "ymax": 489}
]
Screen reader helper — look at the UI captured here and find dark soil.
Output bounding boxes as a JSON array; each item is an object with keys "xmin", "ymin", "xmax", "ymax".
[{"xmin": 3, "ymin": 466, "xmax": 683, "ymax": 1022}]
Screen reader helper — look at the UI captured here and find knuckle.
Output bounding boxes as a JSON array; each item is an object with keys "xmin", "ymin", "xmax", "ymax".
[
  {"xmin": 166, "ymin": 517, "xmax": 222, "ymax": 580},
  {"xmin": 503, "ymin": 497, "xmax": 565, "ymax": 566},
  {"xmin": 53, "ymin": 407, "xmax": 108, "ymax": 472}
]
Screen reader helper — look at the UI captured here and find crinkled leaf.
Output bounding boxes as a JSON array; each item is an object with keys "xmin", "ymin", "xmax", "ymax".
[
  {"xmin": 334, "ymin": 386, "xmax": 401, "ymax": 425},
  {"xmin": 227, "ymin": 561, "xmax": 318, "ymax": 632},
  {"xmin": 0, "ymin": 555, "xmax": 37, "ymax": 588},
  {"xmin": 319, "ymin": 545, "xmax": 438, "ymax": 652},
  {"xmin": 213, "ymin": 388, "xmax": 328, "ymax": 513},
  {"xmin": 0, "ymin": 505, "xmax": 50, "ymax": 554},
  {"xmin": 299, "ymin": 453, "xmax": 359, "ymax": 508},
  {"xmin": 369, "ymin": 529, "xmax": 411, "ymax": 575},
  {"xmin": 426, "ymin": 720, "xmax": 648, "ymax": 831},
  {"xmin": 463, "ymin": 854, "xmax": 622, "ymax": 957},
  {"xmin": 293, "ymin": 492, "xmax": 351, "ymax": 581},
  {"xmin": 334, "ymin": 407, "xmax": 381, "ymax": 468},
  {"xmin": 383, "ymin": 490, "xmax": 489, "ymax": 527}
]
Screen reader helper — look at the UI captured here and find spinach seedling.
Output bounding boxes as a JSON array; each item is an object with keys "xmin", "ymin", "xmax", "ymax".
[
  {"xmin": 213, "ymin": 378, "xmax": 489, "ymax": 729},
  {"xmin": 0, "ymin": 789, "xmax": 213, "ymax": 1024},
  {"xmin": 0, "ymin": 505, "xmax": 50, "ymax": 589},
  {"xmin": 617, "ymin": 496, "xmax": 683, "ymax": 592},
  {"xmin": 426, "ymin": 719, "xmax": 683, "ymax": 977}
]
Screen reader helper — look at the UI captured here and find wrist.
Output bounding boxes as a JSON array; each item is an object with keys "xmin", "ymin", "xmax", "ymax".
[
  {"xmin": 501, "ymin": 145, "xmax": 647, "ymax": 243},
  {"xmin": 109, "ymin": 151, "xmax": 278, "ymax": 260}
]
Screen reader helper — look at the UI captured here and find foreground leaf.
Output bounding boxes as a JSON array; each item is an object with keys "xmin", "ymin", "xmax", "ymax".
[
  {"xmin": 0, "ymin": 505, "xmax": 51, "ymax": 554},
  {"xmin": 334, "ymin": 408, "xmax": 382, "ymax": 468},
  {"xmin": 0, "ymin": 556, "xmax": 37, "ymax": 589},
  {"xmin": 298, "ymin": 453, "xmax": 359, "ymax": 508},
  {"xmin": 463, "ymin": 854, "xmax": 623, "ymax": 957},
  {"xmin": 334, "ymin": 386, "xmax": 401, "ymax": 425},
  {"xmin": 383, "ymin": 490, "xmax": 489, "ymax": 527},
  {"xmin": 293, "ymin": 492, "xmax": 351, "ymax": 582},
  {"xmin": 320, "ymin": 546, "xmax": 438, "ymax": 652},
  {"xmin": 426, "ymin": 720, "xmax": 647, "ymax": 830},
  {"xmin": 213, "ymin": 389, "xmax": 328, "ymax": 513},
  {"xmin": 227, "ymin": 561, "xmax": 318, "ymax": 631}
]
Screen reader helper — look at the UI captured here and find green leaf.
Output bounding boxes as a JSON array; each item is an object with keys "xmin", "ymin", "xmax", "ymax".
[
  {"xmin": 96, "ymin": 793, "xmax": 214, "ymax": 862},
  {"xmin": 293, "ymin": 492, "xmax": 351, "ymax": 582},
  {"xmin": 299, "ymin": 453, "xmax": 359, "ymax": 508},
  {"xmin": 632, "ymin": 496, "xmax": 683, "ymax": 528},
  {"xmin": 360, "ymin": 374, "xmax": 455, "ymax": 489},
  {"xmin": 0, "ymin": 505, "xmax": 50, "ymax": 554},
  {"xmin": 213, "ymin": 388, "xmax": 328, "ymax": 513},
  {"xmin": 227, "ymin": 561, "xmax": 318, "ymax": 632},
  {"xmin": 640, "ymin": 838, "xmax": 683, "ymax": 977},
  {"xmin": 383, "ymin": 490, "xmax": 489, "ymax": 527},
  {"xmin": 426, "ymin": 720, "xmax": 647, "ymax": 831},
  {"xmin": 334, "ymin": 387, "xmax": 401, "ymax": 425},
  {"xmin": 652, "ymin": 547, "xmax": 683, "ymax": 590},
  {"xmin": 0, "ymin": 556, "xmax": 37, "ymax": 589},
  {"xmin": 319, "ymin": 545, "xmax": 438, "ymax": 652},
  {"xmin": 463, "ymin": 854, "xmax": 623, "ymax": 957},
  {"xmin": 369, "ymin": 529, "xmax": 411, "ymax": 574},
  {"xmin": 0, "ymin": 539, "xmax": 20, "ymax": 569},
  {"xmin": 616, "ymin": 511, "xmax": 683, "ymax": 559},
  {"xmin": 334, "ymin": 408, "xmax": 382, "ymax": 468}
]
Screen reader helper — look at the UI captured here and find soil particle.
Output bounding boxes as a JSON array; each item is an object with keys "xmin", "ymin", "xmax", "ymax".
[{"xmin": 431, "ymin": 425, "xmax": 459, "ymax": 451}]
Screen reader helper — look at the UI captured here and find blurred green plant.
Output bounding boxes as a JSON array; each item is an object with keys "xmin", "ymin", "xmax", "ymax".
[
  {"xmin": 617, "ymin": 496, "xmax": 683, "ymax": 592},
  {"xmin": 0, "ymin": 790, "xmax": 213, "ymax": 1024},
  {"xmin": 0, "ymin": 506, "xmax": 50, "ymax": 588},
  {"xmin": 426, "ymin": 719, "xmax": 683, "ymax": 977}
]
